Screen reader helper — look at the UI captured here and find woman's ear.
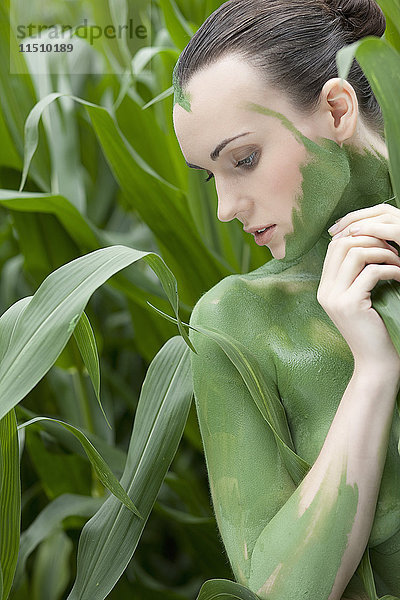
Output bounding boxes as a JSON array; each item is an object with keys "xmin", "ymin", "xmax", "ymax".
[{"xmin": 320, "ymin": 78, "xmax": 358, "ymax": 147}]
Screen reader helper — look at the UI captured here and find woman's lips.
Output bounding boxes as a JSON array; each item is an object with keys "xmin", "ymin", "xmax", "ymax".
[{"xmin": 253, "ymin": 224, "xmax": 277, "ymax": 246}]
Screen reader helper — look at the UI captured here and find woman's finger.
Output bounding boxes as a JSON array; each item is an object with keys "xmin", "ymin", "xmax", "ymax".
[
  {"xmin": 328, "ymin": 202, "xmax": 400, "ymax": 235},
  {"xmin": 332, "ymin": 222, "xmax": 400, "ymax": 245},
  {"xmin": 334, "ymin": 247, "xmax": 400, "ymax": 294},
  {"xmin": 348, "ymin": 263, "xmax": 400, "ymax": 298}
]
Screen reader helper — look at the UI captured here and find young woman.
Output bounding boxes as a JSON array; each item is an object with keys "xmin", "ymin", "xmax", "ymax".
[{"xmin": 172, "ymin": 1, "xmax": 400, "ymax": 598}]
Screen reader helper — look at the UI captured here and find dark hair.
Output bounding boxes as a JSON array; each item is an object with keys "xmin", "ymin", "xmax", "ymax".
[{"xmin": 173, "ymin": 0, "xmax": 386, "ymax": 136}]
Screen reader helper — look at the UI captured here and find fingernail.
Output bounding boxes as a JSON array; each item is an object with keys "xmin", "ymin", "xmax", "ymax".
[{"xmin": 328, "ymin": 223, "xmax": 339, "ymax": 234}]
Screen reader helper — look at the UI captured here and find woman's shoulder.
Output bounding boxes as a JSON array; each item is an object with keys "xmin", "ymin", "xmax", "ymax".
[{"xmin": 189, "ymin": 270, "xmax": 277, "ymax": 337}]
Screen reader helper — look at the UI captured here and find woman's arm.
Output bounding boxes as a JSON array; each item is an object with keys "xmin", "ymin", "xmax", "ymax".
[
  {"xmin": 308, "ymin": 361, "xmax": 400, "ymax": 599},
  {"xmin": 248, "ymin": 359, "xmax": 399, "ymax": 600}
]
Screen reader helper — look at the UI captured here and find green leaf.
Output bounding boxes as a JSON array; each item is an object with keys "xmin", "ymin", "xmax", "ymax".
[
  {"xmin": 336, "ymin": 40, "xmax": 363, "ymax": 81},
  {"xmin": 18, "ymin": 416, "xmax": 142, "ymax": 517},
  {"xmin": 371, "ymin": 280, "xmax": 400, "ymax": 363},
  {"xmin": 0, "ymin": 2, "xmax": 50, "ymax": 191},
  {"xmin": 16, "ymin": 403, "xmax": 127, "ymax": 477},
  {"xmin": 196, "ymin": 579, "xmax": 260, "ymax": 600},
  {"xmin": 13, "ymin": 494, "xmax": 103, "ymax": 591},
  {"xmin": 378, "ymin": 0, "xmax": 400, "ymax": 52},
  {"xmin": 72, "ymin": 312, "xmax": 110, "ymax": 428},
  {"xmin": 19, "ymin": 92, "xmax": 64, "ymax": 193},
  {"xmin": 158, "ymin": 0, "xmax": 195, "ymax": 50},
  {"xmin": 0, "ymin": 102, "xmax": 21, "ymax": 170},
  {"xmin": 0, "ymin": 244, "xmax": 195, "ymax": 422},
  {"xmin": 0, "ymin": 410, "xmax": 21, "ymax": 600},
  {"xmin": 109, "ymin": 0, "xmax": 131, "ymax": 67},
  {"xmin": 355, "ymin": 547, "xmax": 377, "ymax": 600},
  {"xmin": 141, "ymin": 85, "xmax": 174, "ymax": 110},
  {"xmin": 132, "ymin": 48, "xmax": 178, "ymax": 77},
  {"xmin": 31, "ymin": 529, "xmax": 72, "ymax": 600},
  {"xmin": 355, "ymin": 38, "xmax": 400, "ymax": 209},
  {"xmin": 25, "ymin": 429, "xmax": 92, "ymax": 499},
  {"xmin": 0, "ymin": 190, "xmax": 98, "ymax": 251},
  {"xmin": 67, "ymin": 336, "xmax": 193, "ymax": 600},
  {"xmin": 337, "ymin": 38, "xmax": 400, "ymax": 209}
]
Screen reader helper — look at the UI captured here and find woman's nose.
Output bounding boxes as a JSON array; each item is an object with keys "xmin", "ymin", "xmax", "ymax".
[{"xmin": 216, "ymin": 181, "xmax": 248, "ymax": 222}]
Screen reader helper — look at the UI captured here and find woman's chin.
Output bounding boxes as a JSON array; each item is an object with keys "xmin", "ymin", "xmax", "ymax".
[{"xmin": 272, "ymin": 245, "xmax": 286, "ymax": 260}]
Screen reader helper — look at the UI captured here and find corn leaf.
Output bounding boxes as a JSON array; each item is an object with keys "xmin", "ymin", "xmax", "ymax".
[
  {"xmin": 0, "ymin": 2, "xmax": 50, "ymax": 191},
  {"xmin": 67, "ymin": 335, "xmax": 193, "ymax": 600},
  {"xmin": 371, "ymin": 280, "xmax": 400, "ymax": 414},
  {"xmin": 378, "ymin": 0, "xmax": 400, "ymax": 52},
  {"xmin": 72, "ymin": 312, "xmax": 108, "ymax": 426},
  {"xmin": 336, "ymin": 38, "xmax": 400, "ymax": 207},
  {"xmin": 158, "ymin": 0, "xmax": 195, "ymax": 50},
  {"xmin": 19, "ymin": 92, "xmax": 63, "ymax": 192},
  {"xmin": 17, "ymin": 91, "xmax": 229, "ymax": 307},
  {"xmin": 0, "ymin": 244, "xmax": 195, "ymax": 423},
  {"xmin": 13, "ymin": 494, "xmax": 103, "ymax": 591},
  {"xmin": 17, "ymin": 416, "xmax": 139, "ymax": 516},
  {"xmin": 0, "ymin": 190, "xmax": 98, "ymax": 251},
  {"xmin": 31, "ymin": 529, "xmax": 72, "ymax": 600},
  {"xmin": 0, "ymin": 409, "xmax": 20, "ymax": 600},
  {"xmin": 196, "ymin": 579, "xmax": 260, "ymax": 600},
  {"xmin": 356, "ymin": 547, "xmax": 378, "ymax": 600}
]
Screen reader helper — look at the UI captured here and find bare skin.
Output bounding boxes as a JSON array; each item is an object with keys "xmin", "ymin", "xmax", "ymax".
[{"xmin": 174, "ymin": 55, "xmax": 400, "ymax": 598}]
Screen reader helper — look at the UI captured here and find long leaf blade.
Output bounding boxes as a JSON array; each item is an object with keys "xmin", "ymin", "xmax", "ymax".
[
  {"xmin": 0, "ymin": 410, "xmax": 21, "ymax": 600},
  {"xmin": 0, "ymin": 244, "xmax": 194, "ymax": 422},
  {"xmin": 17, "ymin": 416, "xmax": 140, "ymax": 516},
  {"xmin": 67, "ymin": 336, "xmax": 193, "ymax": 600},
  {"xmin": 13, "ymin": 494, "xmax": 103, "ymax": 591},
  {"xmin": 196, "ymin": 579, "xmax": 260, "ymax": 600}
]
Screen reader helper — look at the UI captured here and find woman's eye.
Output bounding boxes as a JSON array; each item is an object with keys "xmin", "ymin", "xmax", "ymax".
[
  {"xmin": 202, "ymin": 151, "xmax": 258, "ymax": 183},
  {"xmin": 235, "ymin": 151, "xmax": 259, "ymax": 169}
]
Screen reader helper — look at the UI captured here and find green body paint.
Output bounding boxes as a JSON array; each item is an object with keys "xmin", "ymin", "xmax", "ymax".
[
  {"xmin": 172, "ymin": 62, "xmax": 192, "ymax": 112},
  {"xmin": 189, "ymin": 109, "xmax": 400, "ymax": 597},
  {"xmin": 249, "ymin": 462, "xmax": 358, "ymax": 598}
]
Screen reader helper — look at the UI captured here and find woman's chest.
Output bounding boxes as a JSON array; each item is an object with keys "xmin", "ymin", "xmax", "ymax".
[{"xmin": 248, "ymin": 277, "xmax": 354, "ymax": 461}]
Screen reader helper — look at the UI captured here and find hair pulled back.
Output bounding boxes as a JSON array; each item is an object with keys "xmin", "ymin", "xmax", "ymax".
[{"xmin": 174, "ymin": 0, "xmax": 386, "ymax": 136}]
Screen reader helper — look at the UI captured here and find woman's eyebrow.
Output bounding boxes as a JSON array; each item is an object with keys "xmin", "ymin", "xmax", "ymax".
[{"xmin": 185, "ymin": 131, "xmax": 254, "ymax": 169}]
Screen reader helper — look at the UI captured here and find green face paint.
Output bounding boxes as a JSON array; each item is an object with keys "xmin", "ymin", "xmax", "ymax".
[
  {"xmin": 189, "ymin": 100, "xmax": 400, "ymax": 595},
  {"xmin": 172, "ymin": 61, "xmax": 192, "ymax": 112},
  {"xmin": 244, "ymin": 101, "xmax": 393, "ymax": 265}
]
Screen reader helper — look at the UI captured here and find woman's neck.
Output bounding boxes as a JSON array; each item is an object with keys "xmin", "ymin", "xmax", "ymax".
[{"xmin": 261, "ymin": 138, "xmax": 393, "ymax": 276}]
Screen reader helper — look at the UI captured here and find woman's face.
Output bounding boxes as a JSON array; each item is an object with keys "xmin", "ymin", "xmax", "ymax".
[{"xmin": 173, "ymin": 54, "xmax": 343, "ymax": 259}]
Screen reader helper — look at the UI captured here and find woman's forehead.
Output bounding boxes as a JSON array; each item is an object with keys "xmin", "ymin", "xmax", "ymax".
[
  {"xmin": 173, "ymin": 55, "xmax": 303, "ymax": 137},
  {"xmin": 178, "ymin": 56, "xmax": 268, "ymax": 110}
]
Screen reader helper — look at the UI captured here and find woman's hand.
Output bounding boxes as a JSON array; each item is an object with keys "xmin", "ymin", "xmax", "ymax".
[{"xmin": 318, "ymin": 203, "xmax": 400, "ymax": 372}]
